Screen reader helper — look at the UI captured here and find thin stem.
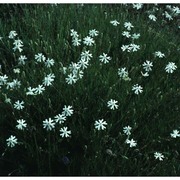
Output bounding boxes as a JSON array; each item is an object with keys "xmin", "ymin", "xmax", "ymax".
[
  {"xmin": 33, "ymin": 133, "xmax": 41, "ymax": 175},
  {"xmin": 48, "ymin": 132, "xmax": 52, "ymax": 175}
]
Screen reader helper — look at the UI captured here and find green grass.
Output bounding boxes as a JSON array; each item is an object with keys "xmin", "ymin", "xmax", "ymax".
[{"xmin": 0, "ymin": 4, "xmax": 180, "ymax": 176}]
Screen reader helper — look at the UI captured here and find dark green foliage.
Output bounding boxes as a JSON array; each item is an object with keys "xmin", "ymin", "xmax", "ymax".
[{"xmin": 0, "ymin": 4, "xmax": 180, "ymax": 176}]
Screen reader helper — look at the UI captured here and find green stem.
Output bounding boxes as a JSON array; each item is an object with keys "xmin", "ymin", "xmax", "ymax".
[
  {"xmin": 48, "ymin": 132, "xmax": 52, "ymax": 175},
  {"xmin": 33, "ymin": 133, "xmax": 41, "ymax": 175}
]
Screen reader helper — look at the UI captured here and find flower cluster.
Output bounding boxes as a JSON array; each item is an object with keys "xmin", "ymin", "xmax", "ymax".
[
  {"xmin": 123, "ymin": 125, "xmax": 137, "ymax": 148},
  {"xmin": 42, "ymin": 105, "xmax": 73, "ymax": 137},
  {"xmin": 8, "ymin": 31, "xmax": 24, "ymax": 53},
  {"xmin": 65, "ymin": 50, "xmax": 92, "ymax": 85},
  {"xmin": 141, "ymin": 60, "xmax": 153, "ymax": 77},
  {"xmin": 35, "ymin": 53, "xmax": 55, "ymax": 68},
  {"xmin": 121, "ymin": 43, "xmax": 140, "ymax": 52},
  {"xmin": 26, "ymin": 85, "xmax": 45, "ymax": 96},
  {"xmin": 70, "ymin": 29, "xmax": 81, "ymax": 47}
]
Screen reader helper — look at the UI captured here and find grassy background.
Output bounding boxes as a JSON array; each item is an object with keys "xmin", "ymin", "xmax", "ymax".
[{"xmin": 0, "ymin": 4, "xmax": 180, "ymax": 176}]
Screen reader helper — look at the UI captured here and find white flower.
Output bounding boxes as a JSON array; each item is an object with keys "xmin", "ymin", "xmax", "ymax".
[
  {"xmin": 132, "ymin": 3, "xmax": 143, "ymax": 10},
  {"xmin": 70, "ymin": 29, "xmax": 79, "ymax": 38},
  {"xmin": 121, "ymin": 45, "xmax": 129, "ymax": 52},
  {"xmin": 16, "ymin": 119, "xmax": 27, "ymax": 130},
  {"xmin": 13, "ymin": 39, "xmax": 23, "ymax": 52},
  {"xmin": 94, "ymin": 119, "xmax": 107, "ymax": 130},
  {"xmin": 62, "ymin": 105, "xmax": 74, "ymax": 117},
  {"xmin": 126, "ymin": 138, "xmax": 137, "ymax": 147},
  {"xmin": 0, "ymin": 74, "xmax": 8, "ymax": 85},
  {"xmin": 89, "ymin": 29, "xmax": 99, "ymax": 37},
  {"xmin": 44, "ymin": 58, "xmax": 55, "ymax": 68},
  {"xmin": 165, "ymin": 62, "xmax": 177, "ymax": 73},
  {"xmin": 149, "ymin": 14, "xmax": 157, "ymax": 21},
  {"xmin": 164, "ymin": 11, "xmax": 173, "ymax": 21},
  {"xmin": 13, "ymin": 79, "xmax": 21, "ymax": 88},
  {"xmin": 62, "ymin": 67, "xmax": 67, "ymax": 74},
  {"xmin": 132, "ymin": 33, "xmax": 140, "ymax": 40},
  {"xmin": 6, "ymin": 135, "xmax": 18, "ymax": 147},
  {"xmin": 8, "ymin": 31, "xmax": 17, "ymax": 39},
  {"xmin": 128, "ymin": 44, "xmax": 140, "ymax": 52},
  {"xmin": 83, "ymin": 36, "xmax": 95, "ymax": 46},
  {"xmin": 65, "ymin": 73, "xmax": 78, "ymax": 85},
  {"xmin": 80, "ymin": 50, "xmax": 92, "ymax": 61},
  {"xmin": 78, "ymin": 58, "xmax": 89, "ymax": 70},
  {"xmin": 124, "ymin": 22, "xmax": 134, "ymax": 31},
  {"xmin": 5, "ymin": 98, "xmax": 11, "ymax": 104},
  {"xmin": 35, "ymin": 85, "xmax": 45, "ymax": 95},
  {"xmin": 118, "ymin": 67, "xmax": 129, "ymax": 79},
  {"xmin": 154, "ymin": 152, "xmax": 164, "ymax": 161},
  {"xmin": 54, "ymin": 114, "xmax": 66, "ymax": 124},
  {"xmin": 170, "ymin": 130, "xmax": 180, "ymax": 138},
  {"xmin": 76, "ymin": 70, "xmax": 84, "ymax": 79},
  {"xmin": 107, "ymin": 99, "xmax": 119, "ymax": 110},
  {"xmin": 155, "ymin": 51, "xmax": 165, "ymax": 58},
  {"xmin": 35, "ymin": 53, "xmax": 46, "ymax": 62},
  {"xmin": 13, "ymin": 68, "xmax": 20, "ymax": 74},
  {"xmin": 166, "ymin": 5, "xmax": 172, "ymax": 10},
  {"xmin": 110, "ymin": 20, "xmax": 120, "ymax": 26},
  {"xmin": 60, "ymin": 127, "xmax": 71, "ymax": 138},
  {"xmin": 99, "ymin": 53, "xmax": 111, "ymax": 64},
  {"xmin": 43, "ymin": 73, "xmax": 55, "ymax": 86},
  {"xmin": 18, "ymin": 55, "xmax": 27, "ymax": 65},
  {"xmin": 69, "ymin": 62, "xmax": 80, "ymax": 74},
  {"xmin": 72, "ymin": 38, "xmax": 81, "ymax": 46},
  {"xmin": 123, "ymin": 126, "xmax": 132, "ymax": 136},
  {"xmin": 142, "ymin": 60, "xmax": 153, "ymax": 72},
  {"xmin": 26, "ymin": 87, "xmax": 36, "ymax": 96},
  {"xmin": 43, "ymin": 118, "xmax": 55, "ymax": 131},
  {"xmin": 132, "ymin": 84, "xmax": 143, "ymax": 95},
  {"xmin": 141, "ymin": 71, "xmax": 149, "ymax": 77},
  {"xmin": 172, "ymin": 6, "xmax": 180, "ymax": 14},
  {"xmin": 6, "ymin": 79, "xmax": 21, "ymax": 90},
  {"xmin": 14, "ymin": 100, "xmax": 24, "ymax": 110},
  {"xmin": 122, "ymin": 31, "xmax": 131, "ymax": 38}
]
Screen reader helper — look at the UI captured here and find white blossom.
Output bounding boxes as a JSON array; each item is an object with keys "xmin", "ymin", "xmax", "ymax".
[
  {"xmin": 154, "ymin": 152, "xmax": 164, "ymax": 161},
  {"xmin": 94, "ymin": 119, "xmax": 107, "ymax": 130},
  {"xmin": 132, "ymin": 84, "xmax": 143, "ymax": 95},
  {"xmin": 16, "ymin": 119, "xmax": 27, "ymax": 130},
  {"xmin": 126, "ymin": 139, "xmax": 137, "ymax": 147},
  {"xmin": 165, "ymin": 62, "xmax": 177, "ymax": 73},
  {"xmin": 43, "ymin": 118, "xmax": 55, "ymax": 131},
  {"xmin": 6, "ymin": 135, "xmax": 18, "ymax": 147},
  {"xmin": 60, "ymin": 127, "xmax": 71, "ymax": 138},
  {"xmin": 14, "ymin": 100, "xmax": 24, "ymax": 110},
  {"xmin": 107, "ymin": 99, "xmax": 118, "ymax": 110}
]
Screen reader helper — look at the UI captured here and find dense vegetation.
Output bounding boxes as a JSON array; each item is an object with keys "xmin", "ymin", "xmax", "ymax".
[{"xmin": 0, "ymin": 4, "xmax": 179, "ymax": 176}]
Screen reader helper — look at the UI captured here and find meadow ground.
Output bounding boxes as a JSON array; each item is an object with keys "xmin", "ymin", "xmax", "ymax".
[{"xmin": 0, "ymin": 3, "xmax": 179, "ymax": 176}]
